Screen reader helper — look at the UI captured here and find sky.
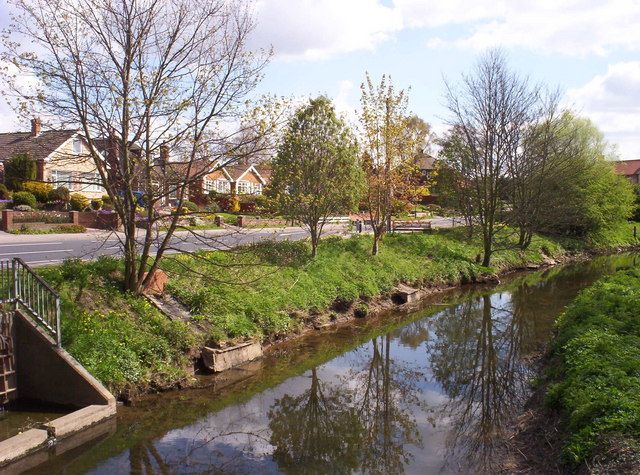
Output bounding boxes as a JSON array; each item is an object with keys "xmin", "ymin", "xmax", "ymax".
[{"xmin": 2, "ymin": 0, "xmax": 640, "ymax": 160}]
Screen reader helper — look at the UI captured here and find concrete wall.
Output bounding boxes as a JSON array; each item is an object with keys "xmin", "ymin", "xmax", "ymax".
[{"xmin": 13, "ymin": 310, "xmax": 115, "ymax": 408}]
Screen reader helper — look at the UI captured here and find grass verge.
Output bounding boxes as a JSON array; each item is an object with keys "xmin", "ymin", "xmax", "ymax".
[
  {"xmin": 545, "ymin": 267, "xmax": 640, "ymax": 470},
  {"xmin": 34, "ymin": 222, "xmax": 637, "ymax": 398}
]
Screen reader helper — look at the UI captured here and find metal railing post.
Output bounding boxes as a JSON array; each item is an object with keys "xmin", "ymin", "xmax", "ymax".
[
  {"xmin": 55, "ymin": 296, "xmax": 61, "ymax": 347},
  {"xmin": 12, "ymin": 259, "xmax": 18, "ymax": 310}
]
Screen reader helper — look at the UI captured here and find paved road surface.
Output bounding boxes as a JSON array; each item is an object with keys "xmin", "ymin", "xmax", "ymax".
[{"xmin": 0, "ymin": 216, "xmax": 461, "ymax": 266}]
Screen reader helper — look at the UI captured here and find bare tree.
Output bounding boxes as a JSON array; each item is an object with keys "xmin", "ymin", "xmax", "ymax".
[
  {"xmin": 2, "ymin": 0, "xmax": 272, "ymax": 293},
  {"xmin": 443, "ymin": 50, "xmax": 541, "ymax": 265}
]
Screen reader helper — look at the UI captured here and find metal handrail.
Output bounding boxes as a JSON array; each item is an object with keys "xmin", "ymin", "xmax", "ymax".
[{"xmin": 0, "ymin": 258, "xmax": 61, "ymax": 346}]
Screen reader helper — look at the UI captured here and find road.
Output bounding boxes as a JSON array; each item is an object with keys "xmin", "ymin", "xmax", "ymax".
[
  {"xmin": 0, "ymin": 226, "xmax": 344, "ymax": 266},
  {"xmin": 0, "ymin": 216, "xmax": 460, "ymax": 266}
]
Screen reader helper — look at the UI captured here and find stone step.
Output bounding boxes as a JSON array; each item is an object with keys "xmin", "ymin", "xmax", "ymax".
[
  {"xmin": 42, "ymin": 404, "xmax": 116, "ymax": 439},
  {"xmin": 0, "ymin": 429, "xmax": 48, "ymax": 465}
]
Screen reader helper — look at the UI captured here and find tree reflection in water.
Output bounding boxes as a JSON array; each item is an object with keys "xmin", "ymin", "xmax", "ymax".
[
  {"xmin": 268, "ymin": 367, "xmax": 362, "ymax": 473},
  {"xmin": 429, "ymin": 288, "xmax": 545, "ymax": 472},
  {"xmin": 268, "ymin": 335, "xmax": 426, "ymax": 474}
]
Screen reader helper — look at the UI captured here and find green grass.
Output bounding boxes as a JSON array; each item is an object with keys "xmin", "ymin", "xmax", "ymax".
[
  {"xmin": 10, "ymin": 224, "xmax": 87, "ymax": 234},
  {"xmin": 546, "ymin": 267, "xmax": 640, "ymax": 468},
  {"xmin": 162, "ymin": 228, "xmax": 564, "ymax": 344},
  {"xmin": 37, "ymin": 258, "xmax": 198, "ymax": 397}
]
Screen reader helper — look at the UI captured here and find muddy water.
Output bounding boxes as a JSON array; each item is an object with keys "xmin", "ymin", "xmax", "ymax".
[{"xmin": 27, "ymin": 254, "xmax": 639, "ymax": 474}]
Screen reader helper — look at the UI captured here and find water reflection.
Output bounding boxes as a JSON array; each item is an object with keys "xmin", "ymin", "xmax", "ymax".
[
  {"xmin": 25, "ymin": 255, "xmax": 638, "ymax": 474},
  {"xmin": 430, "ymin": 293, "xmax": 533, "ymax": 472}
]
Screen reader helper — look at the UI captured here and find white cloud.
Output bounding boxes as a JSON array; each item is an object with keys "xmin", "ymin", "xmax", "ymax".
[
  {"xmin": 250, "ymin": 0, "xmax": 402, "ymax": 61},
  {"xmin": 567, "ymin": 62, "xmax": 640, "ymax": 159},
  {"xmin": 409, "ymin": 0, "xmax": 640, "ymax": 56},
  {"xmin": 250, "ymin": 0, "xmax": 640, "ymax": 61}
]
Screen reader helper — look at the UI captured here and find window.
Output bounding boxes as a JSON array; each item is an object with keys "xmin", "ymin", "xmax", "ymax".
[
  {"xmin": 237, "ymin": 181, "xmax": 262, "ymax": 195},
  {"xmin": 51, "ymin": 170, "xmax": 73, "ymax": 189},
  {"xmin": 72, "ymin": 138, "xmax": 82, "ymax": 154},
  {"xmin": 205, "ymin": 178, "xmax": 230, "ymax": 194},
  {"xmin": 81, "ymin": 172, "xmax": 103, "ymax": 192}
]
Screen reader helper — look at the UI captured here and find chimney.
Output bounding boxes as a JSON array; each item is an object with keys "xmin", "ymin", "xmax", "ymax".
[
  {"xmin": 159, "ymin": 145, "xmax": 169, "ymax": 165},
  {"xmin": 30, "ymin": 117, "xmax": 41, "ymax": 137}
]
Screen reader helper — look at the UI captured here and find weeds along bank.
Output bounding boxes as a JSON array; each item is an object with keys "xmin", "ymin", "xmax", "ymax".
[
  {"xmin": 544, "ymin": 267, "xmax": 640, "ymax": 472},
  {"xmin": 37, "ymin": 225, "xmax": 638, "ymax": 398}
]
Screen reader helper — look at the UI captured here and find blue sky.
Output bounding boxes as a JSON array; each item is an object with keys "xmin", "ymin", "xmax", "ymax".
[{"xmin": 2, "ymin": 0, "xmax": 640, "ymax": 159}]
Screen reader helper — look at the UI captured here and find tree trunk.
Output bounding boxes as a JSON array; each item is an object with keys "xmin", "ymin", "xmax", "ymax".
[
  {"xmin": 372, "ymin": 230, "xmax": 381, "ymax": 255},
  {"xmin": 482, "ymin": 236, "xmax": 492, "ymax": 267}
]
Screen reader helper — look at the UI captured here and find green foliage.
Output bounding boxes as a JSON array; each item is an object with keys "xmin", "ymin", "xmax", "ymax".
[
  {"xmin": 548, "ymin": 268, "xmax": 640, "ymax": 467},
  {"xmin": 0, "ymin": 184, "xmax": 11, "ymax": 200},
  {"xmin": 22, "ymin": 180, "xmax": 53, "ymax": 203},
  {"xmin": 90, "ymin": 198, "xmax": 103, "ymax": 210},
  {"xmin": 4, "ymin": 153, "xmax": 37, "ymax": 190},
  {"xmin": 10, "ymin": 224, "xmax": 86, "ymax": 234},
  {"xmin": 632, "ymin": 185, "xmax": 640, "ymax": 222},
  {"xmin": 48, "ymin": 186, "xmax": 70, "ymax": 203},
  {"xmin": 182, "ymin": 200, "xmax": 198, "ymax": 212},
  {"xmin": 12, "ymin": 191, "xmax": 37, "ymax": 208},
  {"xmin": 538, "ymin": 115, "xmax": 634, "ymax": 237},
  {"xmin": 269, "ymin": 96, "xmax": 363, "ymax": 256},
  {"xmin": 70, "ymin": 193, "xmax": 89, "ymax": 211}
]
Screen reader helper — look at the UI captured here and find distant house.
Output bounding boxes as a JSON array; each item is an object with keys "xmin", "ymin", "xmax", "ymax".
[
  {"xmin": 202, "ymin": 161, "xmax": 268, "ymax": 196},
  {"xmin": 0, "ymin": 118, "xmax": 104, "ymax": 198},
  {"xmin": 613, "ymin": 159, "xmax": 640, "ymax": 184}
]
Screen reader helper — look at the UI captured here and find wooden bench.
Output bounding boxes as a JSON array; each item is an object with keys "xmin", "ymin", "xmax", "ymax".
[{"xmin": 392, "ymin": 220, "xmax": 432, "ymax": 233}]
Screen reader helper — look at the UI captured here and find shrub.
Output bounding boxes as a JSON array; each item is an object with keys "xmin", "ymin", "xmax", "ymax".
[
  {"xmin": 91, "ymin": 199, "xmax": 103, "ymax": 210},
  {"xmin": 101, "ymin": 194, "xmax": 112, "ymax": 205},
  {"xmin": 48, "ymin": 186, "xmax": 70, "ymax": 203},
  {"xmin": 12, "ymin": 191, "xmax": 37, "ymax": 208},
  {"xmin": 205, "ymin": 201, "xmax": 221, "ymax": 213},
  {"xmin": 182, "ymin": 200, "xmax": 199, "ymax": 212},
  {"xmin": 4, "ymin": 153, "xmax": 37, "ymax": 190},
  {"xmin": 229, "ymin": 195, "xmax": 240, "ymax": 213},
  {"xmin": 53, "ymin": 224, "xmax": 86, "ymax": 233},
  {"xmin": 70, "ymin": 193, "xmax": 90, "ymax": 211},
  {"xmin": 22, "ymin": 181, "xmax": 53, "ymax": 203},
  {"xmin": 239, "ymin": 200, "xmax": 256, "ymax": 213},
  {"xmin": 0, "ymin": 184, "xmax": 11, "ymax": 200}
]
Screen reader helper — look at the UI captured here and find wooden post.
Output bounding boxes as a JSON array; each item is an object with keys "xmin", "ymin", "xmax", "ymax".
[{"xmin": 237, "ymin": 215, "xmax": 244, "ymax": 227}]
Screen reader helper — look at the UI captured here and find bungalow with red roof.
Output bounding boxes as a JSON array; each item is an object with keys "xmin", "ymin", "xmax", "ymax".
[
  {"xmin": 613, "ymin": 159, "xmax": 640, "ymax": 184},
  {"xmin": 0, "ymin": 118, "xmax": 104, "ymax": 198}
]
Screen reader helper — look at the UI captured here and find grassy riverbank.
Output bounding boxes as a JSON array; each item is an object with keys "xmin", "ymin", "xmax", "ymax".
[
  {"xmin": 36, "ymin": 224, "xmax": 638, "ymax": 397},
  {"xmin": 545, "ymin": 267, "xmax": 640, "ymax": 471}
]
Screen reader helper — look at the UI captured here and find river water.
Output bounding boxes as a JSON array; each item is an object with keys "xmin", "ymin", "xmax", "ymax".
[{"xmin": 27, "ymin": 254, "xmax": 639, "ymax": 474}]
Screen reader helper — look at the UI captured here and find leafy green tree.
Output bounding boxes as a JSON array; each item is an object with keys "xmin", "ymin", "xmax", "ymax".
[
  {"xmin": 4, "ymin": 153, "xmax": 37, "ymax": 191},
  {"xmin": 532, "ymin": 114, "xmax": 634, "ymax": 237},
  {"xmin": 270, "ymin": 96, "xmax": 363, "ymax": 257}
]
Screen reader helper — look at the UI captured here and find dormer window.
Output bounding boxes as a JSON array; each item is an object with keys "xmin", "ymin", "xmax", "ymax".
[{"xmin": 72, "ymin": 138, "xmax": 82, "ymax": 154}]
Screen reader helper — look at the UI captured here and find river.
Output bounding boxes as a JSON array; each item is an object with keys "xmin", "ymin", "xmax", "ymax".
[{"xmin": 25, "ymin": 254, "xmax": 639, "ymax": 474}]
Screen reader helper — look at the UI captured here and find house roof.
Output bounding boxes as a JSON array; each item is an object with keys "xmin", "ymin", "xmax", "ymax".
[
  {"xmin": 613, "ymin": 159, "xmax": 640, "ymax": 176},
  {"xmin": 415, "ymin": 152, "xmax": 436, "ymax": 171},
  {"xmin": 0, "ymin": 129, "xmax": 78, "ymax": 162}
]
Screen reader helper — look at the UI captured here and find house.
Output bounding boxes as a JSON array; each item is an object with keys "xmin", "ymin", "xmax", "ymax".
[
  {"xmin": 0, "ymin": 118, "xmax": 104, "ymax": 198},
  {"xmin": 151, "ymin": 148, "xmax": 269, "ymax": 206},
  {"xmin": 201, "ymin": 161, "xmax": 268, "ymax": 196},
  {"xmin": 613, "ymin": 159, "xmax": 640, "ymax": 184}
]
